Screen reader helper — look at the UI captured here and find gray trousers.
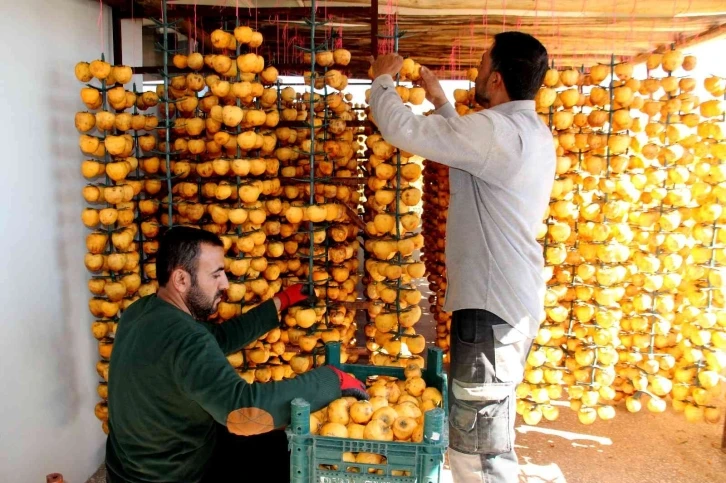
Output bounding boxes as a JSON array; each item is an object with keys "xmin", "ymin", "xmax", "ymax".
[{"xmin": 448, "ymin": 309, "xmax": 533, "ymax": 483}]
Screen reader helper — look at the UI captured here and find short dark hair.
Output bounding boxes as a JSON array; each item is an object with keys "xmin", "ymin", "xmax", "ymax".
[
  {"xmin": 156, "ymin": 226, "xmax": 224, "ymax": 287},
  {"xmin": 490, "ymin": 31, "xmax": 549, "ymax": 101}
]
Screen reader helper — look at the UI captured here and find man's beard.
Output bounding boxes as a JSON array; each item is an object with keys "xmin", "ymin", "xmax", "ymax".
[
  {"xmin": 474, "ymin": 86, "xmax": 490, "ymax": 108},
  {"xmin": 474, "ymin": 73, "xmax": 491, "ymax": 108},
  {"xmin": 186, "ymin": 283, "xmax": 223, "ymax": 321}
]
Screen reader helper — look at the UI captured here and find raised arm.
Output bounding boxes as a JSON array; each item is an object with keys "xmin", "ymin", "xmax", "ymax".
[
  {"xmin": 419, "ymin": 66, "xmax": 458, "ymax": 120},
  {"xmin": 434, "ymin": 101, "xmax": 459, "ymax": 119},
  {"xmin": 200, "ymin": 298, "xmax": 279, "ymax": 355},
  {"xmin": 369, "ymin": 74, "xmax": 495, "ymax": 178},
  {"xmin": 201, "ymin": 284, "xmax": 312, "ymax": 354}
]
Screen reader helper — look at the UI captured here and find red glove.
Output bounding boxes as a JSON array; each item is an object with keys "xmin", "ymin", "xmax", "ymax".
[
  {"xmin": 329, "ymin": 366, "xmax": 369, "ymax": 400},
  {"xmin": 277, "ymin": 283, "xmax": 316, "ymax": 312}
]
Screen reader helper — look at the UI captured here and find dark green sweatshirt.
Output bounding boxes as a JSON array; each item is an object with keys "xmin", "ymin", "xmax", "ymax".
[{"xmin": 105, "ymin": 295, "xmax": 341, "ymax": 483}]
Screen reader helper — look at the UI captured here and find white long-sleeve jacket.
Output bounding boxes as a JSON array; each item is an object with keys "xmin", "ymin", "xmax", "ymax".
[{"xmin": 369, "ymin": 74, "xmax": 556, "ymax": 342}]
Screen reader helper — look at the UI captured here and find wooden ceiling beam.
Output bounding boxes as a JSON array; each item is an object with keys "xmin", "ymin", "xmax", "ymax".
[
  {"xmin": 318, "ymin": 0, "xmax": 724, "ymax": 15},
  {"xmin": 114, "ymin": 0, "xmax": 726, "ymax": 20},
  {"xmin": 103, "ymin": 1, "xmax": 726, "ymax": 73},
  {"xmin": 117, "ymin": 5, "xmax": 372, "ymax": 20},
  {"xmin": 356, "ymin": 8, "xmax": 724, "ymax": 19},
  {"xmin": 392, "ymin": 24, "xmax": 709, "ymax": 34},
  {"xmin": 160, "ymin": 0, "xmax": 726, "ymax": 17}
]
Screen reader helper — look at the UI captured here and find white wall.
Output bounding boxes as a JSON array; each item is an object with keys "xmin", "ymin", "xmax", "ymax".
[
  {"xmin": 121, "ymin": 18, "xmax": 145, "ymax": 91},
  {"xmin": 0, "ymin": 0, "xmax": 112, "ymax": 480}
]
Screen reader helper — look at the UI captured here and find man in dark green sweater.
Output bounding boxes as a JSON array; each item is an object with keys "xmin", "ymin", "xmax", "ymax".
[{"xmin": 106, "ymin": 226, "xmax": 367, "ymax": 483}]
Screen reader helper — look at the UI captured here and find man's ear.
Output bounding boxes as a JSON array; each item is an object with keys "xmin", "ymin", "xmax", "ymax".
[
  {"xmin": 491, "ymin": 71, "xmax": 503, "ymax": 88},
  {"xmin": 170, "ymin": 268, "xmax": 191, "ymax": 294}
]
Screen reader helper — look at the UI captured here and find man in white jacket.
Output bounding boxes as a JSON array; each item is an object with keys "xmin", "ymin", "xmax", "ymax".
[{"xmin": 369, "ymin": 32, "xmax": 555, "ymax": 482}]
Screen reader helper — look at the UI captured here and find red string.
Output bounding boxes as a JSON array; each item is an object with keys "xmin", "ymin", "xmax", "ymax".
[
  {"xmin": 381, "ymin": 0, "xmax": 396, "ymax": 54},
  {"xmin": 449, "ymin": 42, "xmax": 457, "ymax": 79},
  {"xmin": 469, "ymin": 20, "xmax": 475, "ymax": 67},
  {"xmin": 692, "ymin": 21, "xmax": 701, "ymax": 46},
  {"xmin": 483, "ymin": 1, "xmax": 488, "ymax": 42},
  {"xmin": 459, "ymin": 35, "xmax": 463, "ymax": 78},
  {"xmin": 336, "ymin": 15, "xmax": 344, "ymax": 49},
  {"xmin": 611, "ymin": 1, "xmax": 617, "ymax": 53},
  {"xmin": 555, "ymin": 17, "xmax": 564, "ymax": 67},
  {"xmin": 501, "ymin": 0, "xmax": 507, "ymax": 32},
  {"xmin": 290, "ymin": 26, "xmax": 294, "ymax": 64},
  {"xmin": 282, "ymin": 21, "xmax": 288, "ymax": 64},
  {"xmin": 580, "ymin": 0, "xmax": 586, "ymax": 66},
  {"xmin": 275, "ymin": 14, "xmax": 279, "ymax": 64},
  {"xmin": 671, "ymin": 0, "xmax": 678, "ymax": 44},
  {"xmin": 294, "ymin": 26, "xmax": 300, "ymax": 63},
  {"xmin": 628, "ymin": 0, "xmax": 636, "ymax": 52},
  {"xmin": 689, "ymin": 0, "xmax": 701, "ymax": 47},
  {"xmin": 549, "ymin": 0, "xmax": 555, "ymax": 46},
  {"xmin": 459, "ymin": 34, "xmax": 463, "ymax": 76},
  {"xmin": 647, "ymin": 18, "xmax": 655, "ymax": 57}
]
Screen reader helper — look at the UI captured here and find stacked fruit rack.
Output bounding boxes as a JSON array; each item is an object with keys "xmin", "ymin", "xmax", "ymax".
[
  {"xmin": 77, "ymin": 53, "xmax": 162, "ymax": 432},
  {"xmin": 420, "ymin": 160, "xmax": 450, "ymax": 363},
  {"xmin": 527, "ymin": 52, "xmax": 726, "ymax": 424},
  {"xmin": 361, "ymin": 25, "xmax": 430, "ymax": 369}
]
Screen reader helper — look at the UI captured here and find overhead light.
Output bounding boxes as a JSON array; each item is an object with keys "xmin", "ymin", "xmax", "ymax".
[
  {"xmin": 280, "ymin": 20, "xmax": 369, "ymax": 28},
  {"xmin": 674, "ymin": 11, "xmax": 726, "ymax": 18}
]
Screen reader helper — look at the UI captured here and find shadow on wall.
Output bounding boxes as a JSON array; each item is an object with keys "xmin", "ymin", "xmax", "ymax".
[
  {"xmin": 46, "ymin": 59, "xmax": 106, "ymax": 468},
  {"xmin": 47, "ymin": 63, "xmax": 84, "ymax": 426}
]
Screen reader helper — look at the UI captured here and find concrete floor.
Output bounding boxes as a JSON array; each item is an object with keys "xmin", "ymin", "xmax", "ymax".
[
  {"xmin": 87, "ymin": 405, "xmax": 726, "ymax": 483},
  {"xmin": 510, "ymin": 403, "xmax": 726, "ymax": 483},
  {"xmin": 86, "ymin": 466, "xmax": 104, "ymax": 483}
]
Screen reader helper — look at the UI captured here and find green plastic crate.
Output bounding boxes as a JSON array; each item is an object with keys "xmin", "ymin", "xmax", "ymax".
[{"xmin": 287, "ymin": 342, "xmax": 449, "ymax": 483}]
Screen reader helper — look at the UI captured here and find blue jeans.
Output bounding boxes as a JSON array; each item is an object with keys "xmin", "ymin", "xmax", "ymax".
[{"xmin": 448, "ymin": 309, "xmax": 533, "ymax": 483}]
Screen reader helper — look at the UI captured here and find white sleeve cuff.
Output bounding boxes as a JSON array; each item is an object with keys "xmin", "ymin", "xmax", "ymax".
[
  {"xmin": 371, "ymin": 74, "xmax": 396, "ymax": 92},
  {"xmin": 434, "ymin": 102, "xmax": 457, "ymax": 119}
]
